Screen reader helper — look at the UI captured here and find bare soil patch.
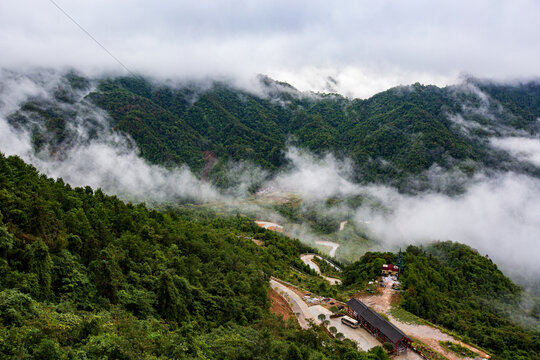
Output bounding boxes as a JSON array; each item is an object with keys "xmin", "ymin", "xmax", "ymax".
[
  {"xmin": 252, "ymin": 239, "xmax": 264, "ymax": 246},
  {"xmin": 268, "ymin": 287, "xmax": 292, "ymax": 321}
]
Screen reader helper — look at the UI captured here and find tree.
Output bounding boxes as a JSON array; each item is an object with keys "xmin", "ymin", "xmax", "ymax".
[
  {"xmin": 329, "ymin": 326, "xmax": 337, "ymax": 335},
  {"xmin": 34, "ymin": 338, "xmax": 61, "ymax": 360},
  {"xmin": 286, "ymin": 343, "xmax": 303, "ymax": 360},
  {"xmin": 368, "ymin": 346, "xmax": 390, "ymax": 360},
  {"xmin": 90, "ymin": 248, "xmax": 123, "ymax": 303},
  {"xmin": 0, "ymin": 289, "xmax": 36, "ymax": 326},
  {"xmin": 0, "ymin": 226, "xmax": 14, "ymax": 259},
  {"xmin": 336, "ymin": 332, "xmax": 345, "ymax": 340},
  {"xmin": 317, "ymin": 313, "xmax": 326, "ymax": 323},
  {"xmin": 156, "ymin": 270, "xmax": 188, "ymax": 322},
  {"xmin": 27, "ymin": 238, "xmax": 53, "ymax": 299}
]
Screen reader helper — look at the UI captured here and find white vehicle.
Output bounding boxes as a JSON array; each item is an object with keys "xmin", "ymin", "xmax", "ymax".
[{"xmin": 341, "ymin": 315, "xmax": 359, "ymax": 329}]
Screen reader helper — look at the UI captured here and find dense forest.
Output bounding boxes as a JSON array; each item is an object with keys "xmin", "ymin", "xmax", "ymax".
[
  {"xmin": 0, "ymin": 153, "xmax": 389, "ymax": 359},
  {"xmin": 8, "ymin": 73, "xmax": 540, "ymax": 192},
  {"xmin": 2, "ymin": 138, "xmax": 540, "ymax": 359},
  {"xmin": 4, "ymin": 72, "xmax": 540, "ymax": 359}
]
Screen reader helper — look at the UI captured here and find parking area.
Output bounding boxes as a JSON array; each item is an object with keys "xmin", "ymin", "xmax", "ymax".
[{"xmin": 308, "ymin": 305, "xmax": 381, "ymax": 351}]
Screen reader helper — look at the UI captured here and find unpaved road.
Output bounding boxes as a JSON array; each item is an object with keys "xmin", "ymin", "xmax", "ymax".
[
  {"xmin": 254, "ymin": 221, "xmax": 283, "ymax": 231},
  {"xmin": 270, "ymin": 279, "xmax": 316, "ymax": 329},
  {"xmin": 315, "ymin": 240, "xmax": 340, "ymax": 257},
  {"xmin": 300, "ymin": 254, "xmax": 342, "ymax": 285},
  {"xmin": 270, "ymin": 278, "xmax": 379, "ymax": 351},
  {"xmin": 357, "ymin": 278, "xmax": 489, "ymax": 360}
]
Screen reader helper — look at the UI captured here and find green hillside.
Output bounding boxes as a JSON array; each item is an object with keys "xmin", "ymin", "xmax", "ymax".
[
  {"xmin": 342, "ymin": 243, "xmax": 540, "ymax": 359},
  {"xmin": 1, "ymin": 153, "xmax": 539, "ymax": 359},
  {"xmin": 8, "ymin": 73, "xmax": 540, "ymax": 191},
  {"xmin": 401, "ymin": 242, "xmax": 540, "ymax": 359},
  {"xmin": 0, "ymin": 153, "xmax": 387, "ymax": 359}
]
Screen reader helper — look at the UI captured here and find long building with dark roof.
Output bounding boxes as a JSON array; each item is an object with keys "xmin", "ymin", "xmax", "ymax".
[{"xmin": 347, "ymin": 298, "xmax": 411, "ymax": 353}]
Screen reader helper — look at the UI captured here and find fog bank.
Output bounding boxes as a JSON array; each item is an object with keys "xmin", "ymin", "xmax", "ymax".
[{"xmin": 1, "ymin": 69, "xmax": 540, "ymax": 285}]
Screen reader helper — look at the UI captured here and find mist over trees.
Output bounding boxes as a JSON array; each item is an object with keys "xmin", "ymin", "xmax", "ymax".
[
  {"xmin": 2, "ymin": 70, "xmax": 540, "ymax": 359},
  {"xmin": 6, "ymin": 72, "xmax": 540, "ymax": 192},
  {"xmin": 0, "ymin": 152, "xmax": 392, "ymax": 359}
]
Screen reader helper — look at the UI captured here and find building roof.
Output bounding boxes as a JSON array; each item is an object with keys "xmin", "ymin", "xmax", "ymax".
[
  {"xmin": 382, "ymin": 264, "xmax": 399, "ymax": 271},
  {"xmin": 347, "ymin": 298, "xmax": 408, "ymax": 344}
]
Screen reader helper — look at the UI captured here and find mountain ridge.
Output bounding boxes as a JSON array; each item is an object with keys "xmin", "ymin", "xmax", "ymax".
[{"xmin": 5, "ymin": 70, "xmax": 540, "ymax": 193}]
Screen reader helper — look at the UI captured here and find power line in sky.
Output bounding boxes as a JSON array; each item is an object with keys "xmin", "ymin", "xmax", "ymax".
[{"xmin": 48, "ymin": 0, "xmax": 137, "ymax": 77}]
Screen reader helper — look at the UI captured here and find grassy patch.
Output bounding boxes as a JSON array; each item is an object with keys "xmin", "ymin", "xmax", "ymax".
[
  {"xmin": 312, "ymin": 256, "xmax": 342, "ymax": 278},
  {"xmin": 390, "ymin": 306, "xmax": 427, "ymax": 325},
  {"xmin": 411, "ymin": 339, "xmax": 449, "ymax": 360},
  {"xmin": 281, "ymin": 271, "xmax": 344, "ymax": 300},
  {"xmin": 439, "ymin": 341, "xmax": 478, "ymax": 358},
  {"xmin": 377, "ymin": 311, "xmax": 390, "ymax": 321}
]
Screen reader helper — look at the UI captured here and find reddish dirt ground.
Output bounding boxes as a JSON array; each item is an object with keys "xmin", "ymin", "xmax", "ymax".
[
  {"xmin": 251, "ymin": 239, "xmax": 264, "ymax": 246},
  {"xmin": 268, "ymin": 287, "xmax": 292, "ymax": 321}
]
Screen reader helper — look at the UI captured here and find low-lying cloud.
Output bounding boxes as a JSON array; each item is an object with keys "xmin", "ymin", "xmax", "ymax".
[
  {"xmin": 491, "ymin": 137, "xmax": 540, "ymax": 167},
  {"xmin": 0, "ymin": 70, "xmax": 221, "ymax": 203},
  {"xmin": 265, "ymin": 148, "xmax": 359, "ymax": 201},
  {"xmin": 358, "ymin": 173, "xmax": 540, "ymax": 275},
  {"xmin": 2, "ymin": 69, "xmax": 540, "ymax": 291}
]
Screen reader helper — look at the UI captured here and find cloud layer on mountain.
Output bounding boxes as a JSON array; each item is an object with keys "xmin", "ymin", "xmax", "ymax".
[{"xmin": 2, "ymin": 1, "xmax": 540, "ymax": 97}]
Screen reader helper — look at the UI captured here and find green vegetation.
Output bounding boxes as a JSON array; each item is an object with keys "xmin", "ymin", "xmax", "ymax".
[
  {"xmin": 388, "ymin": 306, "xmax": 426, "ymax": 325},
  {"xmin": 439, "ymin": 341, "xmax": 478, "ymax": 358},
  {"xmin": 281, "ymin": 268, "xmax": 340, "ymax": 300},
  {"xmin": 0, "ymin": 153, "xmax": 388, "ymax": 359},
  {"xmin": 312, "ymin": 256, "xmax": 342, "ymax": 278},
  {"xmin": 400, "ymin": 242, "xmax": 540, "ymax": 360},
  {"xmin": 342, "ymin": 251, "xmax": 395, "ymax": 288},
  {"xmin": 411, "ymin": 340, "xmax": 449, "ymax": 360},
  {"xmin": 337, "ymin": 244, "xmax": 540, "ymax": 359},
  {"xmin": 11, "ymin": 74, "xmax": 540, "ymax": 192},
  {"xmin": 382, "ymin": 342, "xmax": 394, "ymax": 353},
  {"xmin": 5, "ymin": 72, "xmax": 540, "ymax": 359}
]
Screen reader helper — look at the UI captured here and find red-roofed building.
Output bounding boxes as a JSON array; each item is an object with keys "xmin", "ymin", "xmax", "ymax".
[{"xmin": 382, "ymin": 263, "xmax": 399, "ymax": 276}]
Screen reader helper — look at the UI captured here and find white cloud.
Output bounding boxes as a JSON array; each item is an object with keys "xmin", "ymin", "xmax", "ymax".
[
  {"xmin": 0, "ymin": 70, "xmax": 222, "ymax": 203},
  {"xmin": 2, "ymin": 68, "xmax": 540, "ymax": 286},
  {"xmin": 1, "ymin": 1, "xmax": 540, "ymax": 97},
  {"xmin": 491, "ymin": 137, "xmax": 540, "ymax": 167},
  {"xmin": 357, "ymin": 173, "xmax": 540, "ymax": 275},
  {"xmin": 267, "ymin": 148, "xmax": 360, "ymax": 201}
]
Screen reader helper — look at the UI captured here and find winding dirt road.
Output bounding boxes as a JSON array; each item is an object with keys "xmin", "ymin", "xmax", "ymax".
[
  {"xmin": 315, "ymin": 240, "xmax": 340, "ymax": 257},
  {"xmin": 300, "ymin": 254, "xmax": 342, "ymax": 285}
]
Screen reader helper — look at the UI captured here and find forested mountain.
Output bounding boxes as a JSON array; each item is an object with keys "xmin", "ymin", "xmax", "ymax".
[
  {"xmin": 7, "ymin": 72, "xmax": 540, "ymax": 191},
  {"xmin": 3, "ymin": 71, "xmax": 540, "ymax": 359},
  {"xmin": 400, "ymin": 242, "xmax": 540, "ymax": 359},
  {"xmin": 1, "ymin": 154, "xmax": 539, "ymax": 359},
  {"xmin": 0, "ymin": 153, "xmax": 391, "ymax": 359}
]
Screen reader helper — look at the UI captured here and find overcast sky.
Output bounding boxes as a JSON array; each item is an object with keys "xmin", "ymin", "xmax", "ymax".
[{"xmin": 1, "ymin": 0, "xmax": 539, "ymax": 97}]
